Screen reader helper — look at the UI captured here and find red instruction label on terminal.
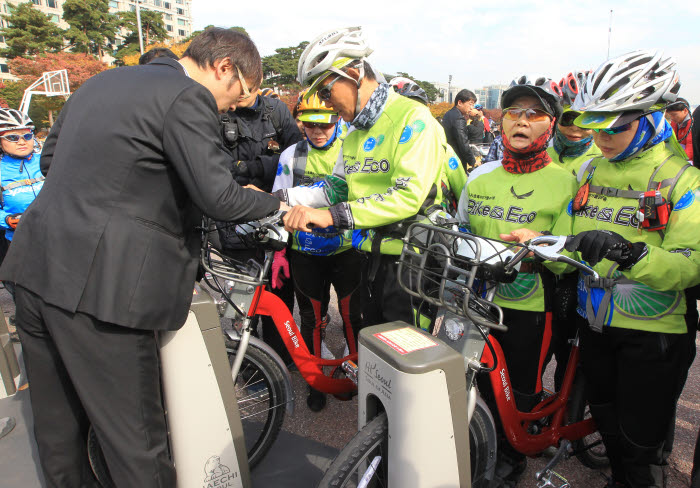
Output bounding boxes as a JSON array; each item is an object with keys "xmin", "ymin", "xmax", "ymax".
[{"xmin": 373, "ymin": 327, "xmax": 438, "ymax": 355}]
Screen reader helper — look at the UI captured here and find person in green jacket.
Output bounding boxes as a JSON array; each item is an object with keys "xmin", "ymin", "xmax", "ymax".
[
  {"xmin": 272, "ymin": 91, "xmax": 363, "ymax": 412},
  {"xmin": 279, "ymin": 27, "xmax": 447, "ymax": 327},
  {"xmin": 457, "ymin": 75, "xmax": 575, "ymax": 485},
  {"xmin": 546, "ymin": 71, "xmax": 602, "ymax": 176},
  {"xmin": 556, "ymin": 50, "xmax": 700, "ymax": 488}
]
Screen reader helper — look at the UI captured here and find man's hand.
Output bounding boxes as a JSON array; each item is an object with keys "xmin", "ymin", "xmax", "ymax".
[
  {"xmin": 499, "ymin": 228, "xmax": 541, "ymax": 244},
  {"xmin": 279, "ymin": 202, "xmax": 291, "ymax": 212},
  {"xmin": 283, "ymin": 206, "xmax": 333, "ymax": 232}
]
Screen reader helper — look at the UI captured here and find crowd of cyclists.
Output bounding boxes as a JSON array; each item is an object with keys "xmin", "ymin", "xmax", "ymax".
[
  {"xmin": 1, "ymin": 23, "xmax": 699, "ymax": 488},
  {"xmin": 276, "ymin": 28, "xmax": 700, "ymax": 488}
]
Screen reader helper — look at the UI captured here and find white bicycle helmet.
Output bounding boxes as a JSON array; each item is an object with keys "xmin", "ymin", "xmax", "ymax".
[
  {"xmin": 0, "ymin": 109, "xmax": 34, "ymax": 132},
  {"xmin": 571, "ymin": 50, "xmax": 680, "ymax": 113},
  {"xmin": 297, "ymin": 26, "xmax": 373, "ymax": 91}
]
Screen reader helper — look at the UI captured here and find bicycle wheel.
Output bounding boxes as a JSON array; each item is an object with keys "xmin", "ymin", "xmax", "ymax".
[
  {"xmin": 317, "ymin": 413, "xmax": 389, "ymax": 488},
  {"xmin": 225, "ymin": 338, "xmax": 288, "ymax": 469},
  {"xmin": 87, "ymin": 340, "xmax": 288, "ymax": 486},
  {"xmin": 469, "ymin": 403, "xmax": 494, "ymax": 488},
  {"xmin": 87, "ymin": 426, "xmax": 115, "ymax": 488},
  {"xmin": 567, "ymin": 375, "xmax": 610, "ymax": 469}
]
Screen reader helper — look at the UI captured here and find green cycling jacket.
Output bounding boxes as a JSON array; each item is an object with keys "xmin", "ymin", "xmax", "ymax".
[
  {"xmin": 457, "ymin": 160, "xmax": 577, "ymax": 312},
  {"xmin": 552, "ymin": 141, "xmax": 700, "ymax": 333},
  {"xmin": 282, "ymin": 90, "xmax": 447, "ymax": 255}
]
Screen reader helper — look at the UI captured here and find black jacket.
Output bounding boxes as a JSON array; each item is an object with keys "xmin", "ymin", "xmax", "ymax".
[
  {"xmin": 222, "ymin": 95, "xmax": 302, "ymax": 192},
  {"xmin": 0, "ymin": 58, "xmax": 280, "ymax": 330},
  {"xmin": 442, "ymin": 106, "xmax": 475, "ymax": 169}
]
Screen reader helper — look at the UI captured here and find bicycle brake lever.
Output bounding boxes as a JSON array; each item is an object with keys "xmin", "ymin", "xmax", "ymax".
[{"xmin": 529, "ymin": 235, "xmax": 568, "ymax": 259}]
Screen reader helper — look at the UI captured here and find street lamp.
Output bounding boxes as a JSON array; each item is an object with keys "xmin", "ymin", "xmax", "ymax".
[
  {"xmin": 448, "ymin": 75, "xmax": 452, "ymax": 104},
  {"xmin": 135, "ymin": 0, "xmax": 144, "ymax": 55}
]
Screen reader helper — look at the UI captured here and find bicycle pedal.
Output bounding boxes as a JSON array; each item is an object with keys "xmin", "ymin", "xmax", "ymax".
[{"xmin": 536, "ymin": 470, "xmax": 570, "ymax": 488}]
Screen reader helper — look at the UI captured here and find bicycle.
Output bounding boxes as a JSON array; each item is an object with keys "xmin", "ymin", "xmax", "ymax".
[{"xmin": 318, "ymin": 222, "xmax": 608, "ymax": 488}]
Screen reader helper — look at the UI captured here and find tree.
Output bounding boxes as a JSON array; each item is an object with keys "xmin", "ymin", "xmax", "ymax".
[
  {"xmin": 389, "ymin": 72, "xmax": 439, "ymax": 104},
  {"xmin": 184, "ymin": 25, "xmax": 248, "ymax": 43},
  {"xmin": 63, "ymin": 0, "xmax": 118, "ymax": 58},
  {"xmin": 120, "ymin": 39, "xmax": 191, "ymax": 66},
  {"xmin": 116, "ymin": 9, "xmax": 168, "ymax": 61},
  {"xmin": 262, "ymin": 42, "xmax": 308, "ymax": 87},
  {"xmin": 0, "ymin": 2, "xmax": 64, "ymax": 58},
  {"xmin": 8, "ymin": 52, "xmax": 109, "ymax": 127},
  {"xmin": 429, "ymin": 102, "xmax": 452, "ymax": 120}
]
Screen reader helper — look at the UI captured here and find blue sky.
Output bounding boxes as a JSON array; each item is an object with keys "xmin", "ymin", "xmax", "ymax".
[{"xmin": 193, "ymin": 0, "xmax": 700, "ymax": 105}]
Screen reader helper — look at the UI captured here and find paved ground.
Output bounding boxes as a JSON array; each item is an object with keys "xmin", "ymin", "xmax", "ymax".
[{"xmin": 1, "ymin": 285, "xmax": 698, "ymax": 487}]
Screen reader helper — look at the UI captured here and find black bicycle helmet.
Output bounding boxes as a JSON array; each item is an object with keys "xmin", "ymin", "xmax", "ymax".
[{"xmin": 501, "ymin": 75, "xmax": 564, "ymax": 120}]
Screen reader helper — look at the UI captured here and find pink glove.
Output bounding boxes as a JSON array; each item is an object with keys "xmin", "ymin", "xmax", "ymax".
[{"xmin": 271, "ymin": 248, "xmax": 290, "ymax": 289}]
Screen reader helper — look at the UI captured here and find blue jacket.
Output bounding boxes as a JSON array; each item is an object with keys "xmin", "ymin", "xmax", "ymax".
[{"xmin": 1, "ymin": 152, "xmax": 44, "ymax": 241}]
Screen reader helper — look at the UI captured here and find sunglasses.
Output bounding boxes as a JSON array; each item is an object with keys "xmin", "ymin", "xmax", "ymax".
[
  {"xmin": 503, "ymin": 106, "xmax": 552, "ymax": 123},
  {"xmin": 593, "ymin": 123, "xmax": 632, "ymax": 135},
  {"xmin": 302, "ymin": 121, "xmax": 335, "ymax": 130},
  {"xmin": 318, "ymin": 75, "xmax": 342, "ymax": 102},
  {"xmin": 559, "ymin": 111, "xmax": 579, "ymax": 127},
  {"xmin": 0, "ymin": 133, "xmax": 34, "ymax": 143},
  {"xmin": 235, "ymin": 64, "xmax": 251, "ymax": 100}
]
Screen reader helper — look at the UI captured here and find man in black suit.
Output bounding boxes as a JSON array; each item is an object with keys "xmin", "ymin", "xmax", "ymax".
[
  {"xmin": 442, "ymin": 88, "xmax": 479, "ymax": 170},
  {"xmin": 0, "ymin": 28, "xmax": 285, "ymax": 487}
]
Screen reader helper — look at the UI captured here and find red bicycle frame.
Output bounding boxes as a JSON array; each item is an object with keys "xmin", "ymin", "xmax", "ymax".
[
  {"xmin": 251, "ymin": 286, "xmax": 357, "ymax": 395},
  {"xmin": 479, "ymin": 334, "xmax": 596, "ymax": 456}
]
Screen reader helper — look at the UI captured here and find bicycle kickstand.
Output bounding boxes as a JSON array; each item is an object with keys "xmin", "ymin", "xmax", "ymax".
[{"xmin": 535, "ymin": 439, "xmax": 572, "ymax": 488}]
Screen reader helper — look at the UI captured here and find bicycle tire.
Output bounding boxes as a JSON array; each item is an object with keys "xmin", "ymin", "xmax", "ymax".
[
  {"xmin": 226, "ymin": 338, "xmax": 288, "ymax": 469},
  {"xmin": 318, "ymin": 407, "xmax": 492, "ymax": 488},
  {"xmin": 567, "ymin": 375, "xmax": 610, "ymax": 469},
  {"xmin": 87, "ymin": 426, "xmax": 115, "ymax": 488},
  {"xmin": 469, "ymin": 403, "xmax": 494, "ymax": 488},
  {"xmin": 318, "ymin": 413, "xmax": 389, "ymax": 488},
  {"xmin": 87, "ymin": 340, "xmax": 288, "ymax": 486}
]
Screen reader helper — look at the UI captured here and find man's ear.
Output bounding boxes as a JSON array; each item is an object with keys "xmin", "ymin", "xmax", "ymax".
[
  {"xmin": 344, "ymin": 67, "xmax": 361, "ymax": 82},
  {"xmin": 213, "ymin": 58, "xmax": 234, "ymax": 81}
]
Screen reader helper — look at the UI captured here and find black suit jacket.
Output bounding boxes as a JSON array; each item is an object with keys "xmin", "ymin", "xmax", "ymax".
[
  {"xmin": 0, "ymin": 58, "xmax": 280, "ymax": 330},
  {"xmin": 442, "ymin": 106, "xmax": 476, "ymax": 168}
]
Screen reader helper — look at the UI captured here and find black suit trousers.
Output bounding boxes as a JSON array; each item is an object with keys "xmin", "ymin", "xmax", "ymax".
[{"xmin": 15, "ymin": 286, "xmax": 175, "ymax": 488}]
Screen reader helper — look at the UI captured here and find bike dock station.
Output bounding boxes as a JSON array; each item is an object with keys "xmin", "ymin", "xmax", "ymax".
[{"xmin": 357, "ymin": 321, "xmax": 472, "ymax": 487}]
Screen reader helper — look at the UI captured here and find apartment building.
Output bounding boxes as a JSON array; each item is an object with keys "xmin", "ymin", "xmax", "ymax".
[{"xmin": 0, "ymin": 0, "xmax": 193, "ymax": 79}]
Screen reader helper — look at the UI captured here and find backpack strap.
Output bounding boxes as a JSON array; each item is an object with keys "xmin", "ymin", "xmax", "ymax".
[
  {"xmin": 260, "ymin": 97, "xmax": 284, "ymax": 142},
  {"xmin": 291, "ymin": 141, "xmax": 309, "ymax": 187}
]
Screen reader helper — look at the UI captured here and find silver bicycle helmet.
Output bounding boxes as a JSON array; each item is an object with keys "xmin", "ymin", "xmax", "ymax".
[
  {"xmin": 0, "ymin": 109, "xmax": 34, "ymax": 132},
  {"xmin": 559, "ymin": 71, "xmax": 589, "ymax": 107},
  {"xmin": 571, "ymin": 50, "xmax": 680, "ymax": 113},
  {"xmin": 389, "ymin": 76, "xmax": 429, "ymax": 105},
  {"xmin": 297, "ymin": 27, "xmax": 373, "ymax": 88}
]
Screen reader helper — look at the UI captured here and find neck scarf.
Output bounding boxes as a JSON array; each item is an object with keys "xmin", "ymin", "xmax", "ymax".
[
  {"xmin": 351, "ymin": 83, "xmax": 389, "ymax": 130},
  {"xmin": 611, "ymin": 111, "xmax": 673, "ymax": 162},
  {"xmin": 553, "ymin": 128, "xmax": 593, "ymax": 161},
  {"xmin": 501, "ymin": 119, "xmax": 555, "ymax": 174}
]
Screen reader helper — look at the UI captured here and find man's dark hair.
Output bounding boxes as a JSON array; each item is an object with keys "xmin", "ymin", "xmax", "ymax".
[
  {"xmin": 454, "ymin": 89, "xmax": 477, "ymax": 105},
  {"xmin": 182, "ymin": 27, "xmax": 262, "ymax": 85},
  {"xmin": 666, "ymin": 97, "xmax": 690, "ymax": 113},
  {"xmin": 139, "ymin": 47, "xmax": 179, "ymax": 65}
]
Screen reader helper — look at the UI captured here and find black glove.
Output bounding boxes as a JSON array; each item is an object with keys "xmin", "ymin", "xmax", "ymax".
[
  {"xmin": 232, "ymin": 159, "xmax": 264, "ymax": 178},
  {"xmin": 565, "ymin": 230, "xmax": 647, "ymax": 269}
]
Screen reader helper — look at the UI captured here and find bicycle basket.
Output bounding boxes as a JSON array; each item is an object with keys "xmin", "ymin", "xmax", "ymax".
[{"xmin": 397, "ymin": 222, "xmax": 520, "ymax": 328}]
